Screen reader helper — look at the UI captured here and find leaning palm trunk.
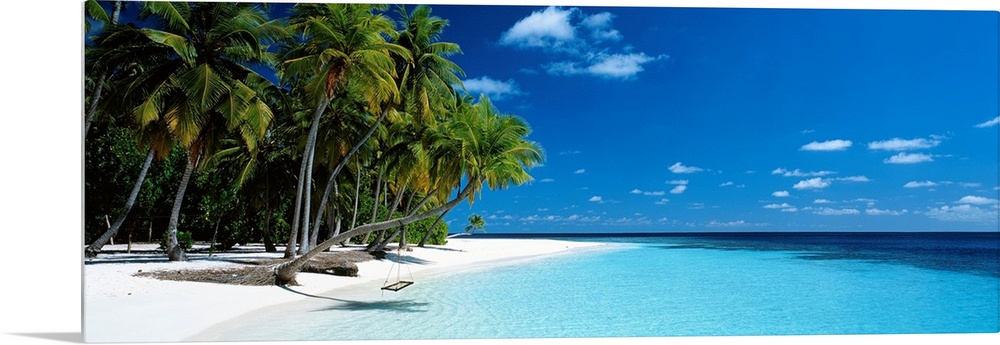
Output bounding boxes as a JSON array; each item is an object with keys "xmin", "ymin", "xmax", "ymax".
[
  {"xmin": 166, "ymin": 151, "xmax": 198, "ymax": 261},
  {"xmin": 374, "ymin": 192, "xmax": 434, "ymax": 252},
  {"xmin": 417, "ymin": 209, "xmax": 449, "ymax": 247},
  {"xmin": 274, "ymin": 183, "xmax": 474, "ymax": 285},
  {"xmin": 308, "ymin": 108, "xmax": 388, "ymax": 243},
  {"xmin": 343, "ymin": 162, "xmax": 361, "ymax": 246},
  {"xmin": 285, "ymin": 97, "xmax": 330, "ymax": 258},
  {"xmin": 367, "ymin": 185, "xmax": 407, "ymax": 252},
  {"xmin": 85, "ymin": 148, "xmax": 154, "ymax": 258}
]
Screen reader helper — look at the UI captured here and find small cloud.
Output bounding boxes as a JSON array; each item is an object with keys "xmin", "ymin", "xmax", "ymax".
[
  {"xmin": 670, "ymin": 185, "xmax": 687, "ymax": 194},
  {"xmin": 719, "ymin": 181, "xmax": 735, "ymax": 187},
  {"xmin": 866, "ymin": 208, "xmax": 908, "ymax": 216},
  {"xmin": 772, "ymin": 168, "xmax": 837, "ymax": 177},
  {"xmin": 960, "ymin": 182, "xmax": 982, "ymax": 188},
  {"xmin": 667, "ymin": 180, "xmax": 689, "ymax": 185},
  {"xmin": 462, "ymin": 76, "xmax": 524, "ymax": 100},
  {"xmin": 793, "ymin": 177, "xmax": 831, "ymax": 190},
  {"xmin": 957, "ymin": 195, "xmax": 1000, "ymax": 205},
  {"xmin": 836, "ymin": 176, "xmax": 870, "ymax": 182},
  {"xmin": 800, "ymin": 139, "xmax": 852, "ymax": 151},
  {"xmin": 925, "ymin": 204, "xmax": 999, "ymax": 223},
  {"xmin": 772, "ymin": 190, "xmax": 791, "ymax": 197},
  {"xmin": 540, "ymin": 178, "xmax": 555, "ymax": 183},
  {"xmin": 669, "ymin": 162, "xmax": 704, "ymax": 174},
  {"xmin": 574, "ymin": 169, "xmax": 586, "ymax": 174},
  {"xmin": 904, "ymin": 181, "xmax": 938, "ymax": 188},
  {"xmin": 763, "ymin": 203, "xmax": 794, "ymax": 209},
  {"xmin": 867, "ymin": 137, "xmax": 942, "ymax": 151},
  {"xmin": 974, "ymin": 116, "xmax": 999, "ymax": 128},
  {"xmin": 499, "ymin": 6, "xmax": 577, "ymax": 51},
  {"xmin": 559, "ymin": 150, "xmax": 581, "ymax": 155},
  {"xmin": 588, "ymin": 195, "xmax": 603, "ymax": 202},
  {"xmin": 812, "ymin": 207, "xmax": 861, "ymax": 216},
  {"xmin": 654, "ymin": 198, "xmax": 670, "ymax": 205},
  {"xmin": 884, "ymin": 152, "xmax": 934, "ymax": 164},
  {"xmin": 814, "ymin": 199, "xmax": 833, "ymax": 204},
  {"xmin": 801, "ymin": 129, "xmax": 816, "ymax": 134},
  {"xmin": 631, "ymin": 189, "xmax": 666, "ymax": 196}
]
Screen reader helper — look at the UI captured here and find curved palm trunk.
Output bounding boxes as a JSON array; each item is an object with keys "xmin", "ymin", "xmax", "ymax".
[
  {"xmin": 344, "ymin": 162, "xmax": 361, "ymax": 246},
  {"xmin": 85, "ymin": 148, "xmax": 154, "ymax": 258},
  {"xmin": 285, "ymin": 97, "xmax": 330, "ymax": 258},
  {"xmin": 360, "ymin": 168, "xmax": 383, "ymax": 245},
  {"xmin": 308, "ymin": 108, "xmax": 388, "ymax": 242},
  {"xmin": 417, "ymin": 209, "xmax": 449, "ymax": 247},
  {"xmin": 274, "ymin": 183, "xmax": 474, "ymax": 285},
  {"xmin": 367, "ymin": 185, "xmax": 407, "ymax": 252},
  {"xmin": 166, "ymin": 151, "xmax": 197, "ymax": 261}
]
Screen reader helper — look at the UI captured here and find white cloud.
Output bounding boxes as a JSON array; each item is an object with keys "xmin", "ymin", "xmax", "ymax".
[
  {"xmin": 500, "ymin": 7, "xmax": 577, "ymax": 50},
  {"xmin": 588, "ymin": 196, "xmax": 603, "ymax": 202},
  {"xmin": 772, "ymin": 190, "xmax": 790, "ymax": 197},
  {"xmin": 793, "ymin": 177, "xmax": 831, "ymax": 190},
  {"xmin": 836, "ymin": 176, "xmax": 871, "ymax": 182},
  {"xmin": 574, "ymin": 169, "xmax": 586, "ymax": 174},
  {"xmin": 771, "ymin": 168, "xmax": 836, "ymax": 177},
  {"xmin": 667, "ymin": 180, "xmax": 689, "ymax": 185},
  {"xmin": 631, "ymin": 189, "xmax": 666, "ymax": 196},
  {"xmin": 540, "ymin": 178, "xmax": 555, "ymax": 183},
  {"xmin": 925, "ymin": 204, "xmax": 999, "ymax": 223},
  {"xmin": 669, "ymin": 162, "xmax": 704, "ymax": 174},
  {"xmin": 974, "ymin": 116, "xmax": 999, "ymax": 128},
  {"xmin": 654, "ymin": 198, "xmax": 670, "ymax": 205},
  {"xmin": 670, "ymin": 185, "xmax": 687, "ymax": 194},
  {"xmin": 764, "ymin": 203, "xmax": 794, "ymax": 209},
  {"xmin": 867, "ymin": 137, "xmax": 942, "ymax": 151},
  {"xmin": 866, "ymin": 208, "xmax": 908, "ymax": 216},
  {"xmin": 884, "ymin": 152, "xmax": 934, "ymax": 164},
  {"xmin": 904, "ymin": 181, "xmax": 938, "ymax": 188},
  {"xmin": 800, "ymin": 139, "xmax": 852, "ymax": 151},
  {"xmin": 462, "ymin": 76, "xmax": 523, "ymax": 100},
  {"xmin": 812, "ymin": 207, "xmax": 860, "ymax": 216},
  {"xmin": 960, "ymin": 182, "xmax": 983, "ymax": 188},
  {"xmin": 719, "ymin": 181, "xmax": 735, "ymax": 187},
  {"xmin": 559, "ymin": 150, "xmax": 581, "ymax": 155},
  {"xmin": 814, "ymin": 199, "xmax": 832, "ymax": 204},
  {"xmin": 501, "ymin": 6, "xmax": 664, "ymax": 79},
  {"xmin": 957, "ymin": 195, "xmax": 1000, "ymax": 205},
  {"xmin": 547, "ymin": 52, "xmax": 667, "ymax": 79}
]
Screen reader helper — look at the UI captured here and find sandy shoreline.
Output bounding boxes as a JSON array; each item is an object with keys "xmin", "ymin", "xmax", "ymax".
[{"xmin": 82, "ymin": 238, "xmax": 607, "ymax": 343}]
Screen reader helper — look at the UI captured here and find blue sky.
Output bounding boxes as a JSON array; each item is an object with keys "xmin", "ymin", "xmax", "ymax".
[{"xmin": 412, "ymin": 4, "xmax": 1000, "ymax": 232}]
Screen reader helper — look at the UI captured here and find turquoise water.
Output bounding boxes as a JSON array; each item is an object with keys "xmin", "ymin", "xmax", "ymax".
[{"xmin": 205, "ymin": 233, "xmax": 1000, "ymax": 341}]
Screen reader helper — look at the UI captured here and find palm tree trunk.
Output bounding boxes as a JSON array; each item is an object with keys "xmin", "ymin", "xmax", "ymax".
[
  {"xmin": 286, "ymin": 97, "xmax": 329, "ymax": 258},
  {"xmin": 274, "ymin": 183, "xmax": 475, "ymax": 285},
  {"xmin": 262, "ymin": 204, "xmax": 276, "ymax": 252},
  {"xmin": 361, "ymin": 167, "xmax": 384, "ymax": 244},
  {"xmin": 166, "ymin": 151, "xmax": 198, "ymax": 262},
  {"xmin": 85, "ymin": 148, "xmax": 154, "ymax": 258},
  {"xmin": 308, "ymin": 108, "xmax": 388, "ymax": 241},
  {"xmin": 344, "ymin": 162, "xmax": 361, "ymax": 246},
  {"xmin": 417, "ymin": 209, "xmax": 449, "ymax": 247},
  {"xmin": 367, "ymin": 185, "xmax": 406, "ymax": 252}
]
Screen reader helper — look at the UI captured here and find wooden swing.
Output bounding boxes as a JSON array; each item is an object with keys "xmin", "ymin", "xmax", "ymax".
[{"xmin": 381, "ymin": 245, "xmax": 414, "ymax": 292}]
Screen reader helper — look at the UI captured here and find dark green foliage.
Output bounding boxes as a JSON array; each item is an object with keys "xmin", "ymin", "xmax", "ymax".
[
  {"xmin": 160, "ymin": 230, "xmax": 193, "ymax": 250},
  {"xmin": 406, "ymin": 216, "xmax": 449, "ymax": 246}
]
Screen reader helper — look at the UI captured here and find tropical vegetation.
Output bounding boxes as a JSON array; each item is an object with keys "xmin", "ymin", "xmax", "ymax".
[{"xmin": 84, "ymin": 1, "xmax": 544, "ymax": 285}]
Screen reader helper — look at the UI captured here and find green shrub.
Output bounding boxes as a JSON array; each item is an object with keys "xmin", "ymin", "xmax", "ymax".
[{"xmin": 159, "ymin": 230, "xmax": 194, "ymax": 251}]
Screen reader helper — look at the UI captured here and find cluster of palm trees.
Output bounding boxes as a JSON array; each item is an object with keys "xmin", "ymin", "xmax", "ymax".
[{"xmin": 84, "ymin": 1, "xmax": 544, "ymax": 285}]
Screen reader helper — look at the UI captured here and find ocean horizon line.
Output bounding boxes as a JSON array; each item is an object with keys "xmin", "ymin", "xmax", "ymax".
[{"xmin": 452, "ymin": 230, "xmax": 1000, "ymax": 238}]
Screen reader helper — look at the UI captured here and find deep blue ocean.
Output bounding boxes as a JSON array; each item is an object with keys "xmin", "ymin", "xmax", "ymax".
[{"xmin": 203, "ymin": 232, "xmax": 1000, "ymax": 341}]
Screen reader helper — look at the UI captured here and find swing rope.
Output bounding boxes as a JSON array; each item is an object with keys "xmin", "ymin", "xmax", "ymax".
[{"xmin": 381, "ymin": 245, "xmax": 414, "ymax": 292}]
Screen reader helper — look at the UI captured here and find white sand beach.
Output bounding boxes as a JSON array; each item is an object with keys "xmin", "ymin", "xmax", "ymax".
[{"xmin": 82, "ymin": 238, "xmax": 606, "ymax": 343}]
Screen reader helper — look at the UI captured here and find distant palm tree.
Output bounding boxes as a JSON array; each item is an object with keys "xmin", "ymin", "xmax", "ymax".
[{"xmin": 465, "ymin": 213, "xmax": 485, "ymax": 234}]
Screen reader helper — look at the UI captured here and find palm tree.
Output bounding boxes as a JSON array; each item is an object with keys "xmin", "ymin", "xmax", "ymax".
[
  {"xmin": 273, "ymin": 95, "xmax": 544, "ymax": 285},
  {"xmin": 465, "ymin": 213, "xmax": 485, "ymax": 234},
  {"xmin": 279, "ymin": 3, "xmax": 408, "ymax": 258},
  {"xmin": 84, "ymin": 0, "xmax": 125, "ymax": 138},
  {"xmin": 118, "ymin": 2, "xmax": 285, "ymax": 260}
]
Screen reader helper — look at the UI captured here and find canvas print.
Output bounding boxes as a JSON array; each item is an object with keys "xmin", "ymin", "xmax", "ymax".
[{"xmin": 82, "ymin": 0, "xmax": 999, "ymax": 343}]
